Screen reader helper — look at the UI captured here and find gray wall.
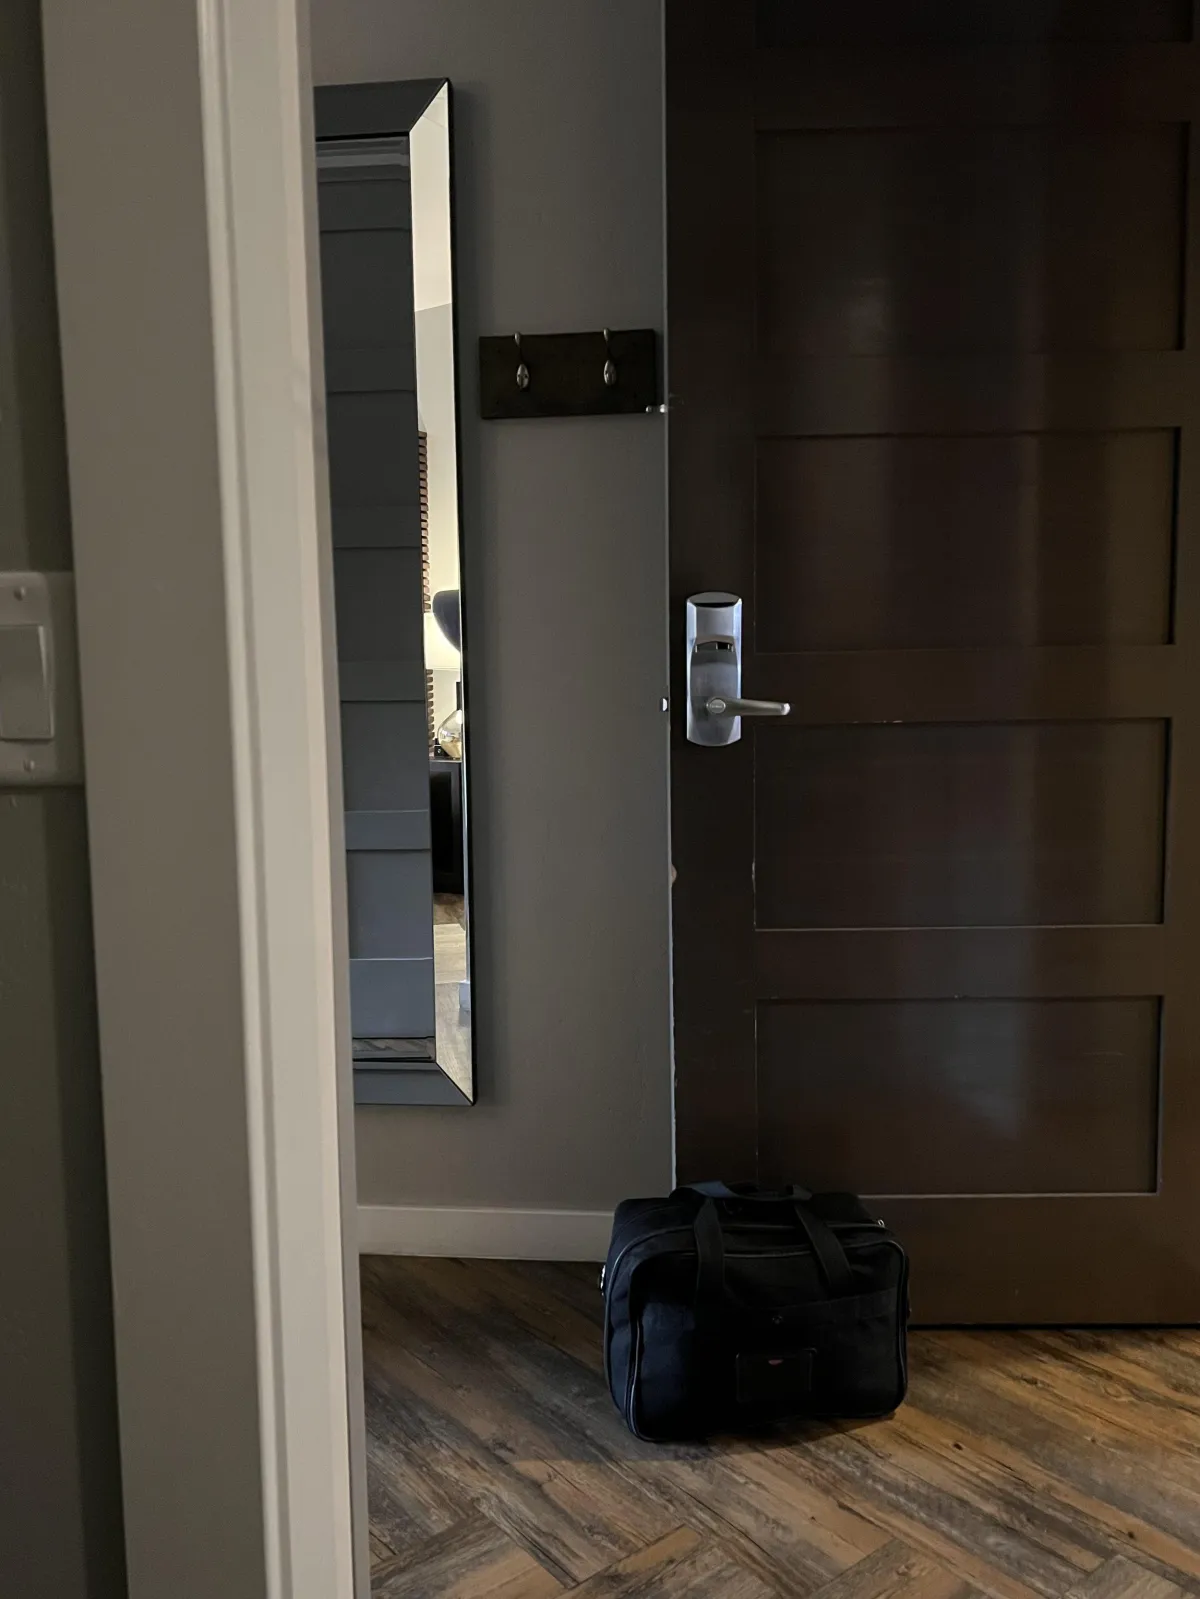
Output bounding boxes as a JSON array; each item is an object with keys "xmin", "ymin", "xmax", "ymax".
[
  {"xmin": 311, "ymin": 0, "xmax": 674, "ymax": 1208},
  {"xmin": 0, "ymin": 3, "xmax": 125, "ymax": 1593}
]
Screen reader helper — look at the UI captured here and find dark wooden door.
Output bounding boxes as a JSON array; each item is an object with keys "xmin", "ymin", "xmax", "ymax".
[{"xmin": 668, "ymin": 0, "xmax": 1200, "ymax": 1322}]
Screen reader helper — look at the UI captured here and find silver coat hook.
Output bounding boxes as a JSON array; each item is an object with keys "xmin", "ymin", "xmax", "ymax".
[
  {"xmin": 602, "ymin": 328, "xmax": 617, "ymax": 388},
  {"xmin": 514, "ymin": 332, "xmax": 530, "ymax": 391}
]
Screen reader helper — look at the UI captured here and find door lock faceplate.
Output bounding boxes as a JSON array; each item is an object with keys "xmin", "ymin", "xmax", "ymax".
[{"xmin": 685, "ymin": 593, "xmax": 790, "ymax": 745}]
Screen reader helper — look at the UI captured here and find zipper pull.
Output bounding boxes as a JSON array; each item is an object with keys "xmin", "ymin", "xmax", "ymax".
[{"xmin": 598, "ymin": 1262, "xmax": 607, "ymax": 1293}]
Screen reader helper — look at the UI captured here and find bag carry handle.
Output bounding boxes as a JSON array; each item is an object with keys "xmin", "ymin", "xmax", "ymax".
[{"xmin": 678, "ymin": 1182, "xmax": 855, "ymax": 1299}]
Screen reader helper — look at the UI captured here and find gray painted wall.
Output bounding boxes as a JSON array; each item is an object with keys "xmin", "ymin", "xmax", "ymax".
[
  {"xmin": 0, "ymin": 4, "xmax": 125, "ymax": 1593},
  {"xmin": 311, "ymin": 0, "xmax": 674, "ymax": 1208}
]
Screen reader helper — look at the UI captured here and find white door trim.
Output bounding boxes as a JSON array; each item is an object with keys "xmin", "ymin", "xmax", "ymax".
[{"xmin": 41, "ymin": 1, "xmax": 362, "ymax": 1595}]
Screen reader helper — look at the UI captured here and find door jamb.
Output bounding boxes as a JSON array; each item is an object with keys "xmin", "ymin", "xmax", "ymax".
[{"xmin": 41, "ymin": 0, "xmax": 364, "ymax": 1593}]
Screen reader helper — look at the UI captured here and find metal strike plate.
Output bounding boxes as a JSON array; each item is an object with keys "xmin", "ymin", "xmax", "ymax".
[{"xmin": 0, "ymin": 573, "xmax": 83, "ymax": 787}]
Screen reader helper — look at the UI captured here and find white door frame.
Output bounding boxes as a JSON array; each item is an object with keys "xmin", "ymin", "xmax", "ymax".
[{"xmin": 41, "ymin": 1, "xmax": 363, "ymax": 1595}]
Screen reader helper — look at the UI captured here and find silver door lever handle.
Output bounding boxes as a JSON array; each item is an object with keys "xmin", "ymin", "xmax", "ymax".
[{"xmin": 706, "ymin": 696, "xmax": 791, "ymax": 718}]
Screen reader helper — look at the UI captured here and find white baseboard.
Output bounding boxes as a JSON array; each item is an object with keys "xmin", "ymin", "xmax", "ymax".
[{"xmin": 357, "ymin": 1204, "xmax": 613, "ymax": 1261}]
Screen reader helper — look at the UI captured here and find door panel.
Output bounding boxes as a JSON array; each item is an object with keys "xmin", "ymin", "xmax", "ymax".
[
  {"xmin": 755, "ymin": 721, "xmax": 1167, "ymax": 928},
  {"xmin": 757, "ymin": 126, "xmax": 1186, "ymax": 355},
  {"xmin": 755, "ymin": 432, "xmax": 1177, "ymax": 650},
  {"xmin": 668, "ymin": 0, "xmax": 1200, "ymax": 1320},
  {"xmin": 756, "ymin": 998, "xmax": 1161, "ymax": 1195},
  {"xmin": 755, "ymin": 0, "xmax": 1193, "ymax": 46}
]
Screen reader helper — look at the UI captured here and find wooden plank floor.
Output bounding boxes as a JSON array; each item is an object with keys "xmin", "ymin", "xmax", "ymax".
[{"xmin": 361, "ymin": 1257, "xmax": 1200, "ymax": 1599}]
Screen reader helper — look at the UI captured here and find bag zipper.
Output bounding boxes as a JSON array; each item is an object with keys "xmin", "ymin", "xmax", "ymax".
[
  {"xmin": 600, "ymin": 1200, "xmax": 692, "ymax": 1293},
  {"xmin": 604, "ymin": 1219, "xmax": 893, "ymax": 1295},
  {"xmin": 624, "ymin": 1316, "xmax": 643, "ymax": 1433},
  {"xmin": 601, "ymin": 1205, "xmax": 888, "ymax": 1297}
]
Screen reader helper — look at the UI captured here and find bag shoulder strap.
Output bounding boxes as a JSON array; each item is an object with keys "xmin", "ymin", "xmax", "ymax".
[
  {"xmin": 692, "ymin": 1197, "xmax": 726, "ymax": 1316},
  {"xmin": 789, "ymin": 1203, "xmax": 854, "ymax": 1296}
]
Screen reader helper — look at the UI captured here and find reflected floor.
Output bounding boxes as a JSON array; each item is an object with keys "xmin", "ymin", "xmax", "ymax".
[
  {"xmin": 433, "ymin": 894, "xmax": 471, "ymax": 1097},
  {"xmin": 353, "ymin": 894, "xmax": 471, "ymax": 1098}
]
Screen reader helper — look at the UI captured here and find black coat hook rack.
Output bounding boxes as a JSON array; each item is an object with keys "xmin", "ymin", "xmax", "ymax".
[{"xmin": 479, "ymin": 327, "xmax": 658, "ymax": 419}]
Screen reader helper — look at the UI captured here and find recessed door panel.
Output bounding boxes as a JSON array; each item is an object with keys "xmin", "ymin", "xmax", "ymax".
[
  {"xmin": 756, "ymin": 0, "xmax": 1192, "ymax": 45},
  {"xmin": 757, "ymin": 999, "xmax": 1160, "ymax": 1195},
  {"xmin": 755, "ymin": 432, "xmax": 1176, "ymax": 651},
  {"xmin": 755, "ymin": 721, "xmax": 1167, "ymax": 929},
  {"xmin": 757, "ymin": 127, "xmax": 1185, "ymax": 355}
]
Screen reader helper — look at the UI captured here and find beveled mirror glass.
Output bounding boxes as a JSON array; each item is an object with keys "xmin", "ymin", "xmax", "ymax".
[{"xmin": 316, "ymin": 80, "xmax": 473, "ymax": 1104}]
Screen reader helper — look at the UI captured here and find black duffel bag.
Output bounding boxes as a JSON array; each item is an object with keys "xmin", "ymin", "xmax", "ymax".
[{"xmin": 602, "ymin": 1182, "xmax": 908, "ymax": 1442}]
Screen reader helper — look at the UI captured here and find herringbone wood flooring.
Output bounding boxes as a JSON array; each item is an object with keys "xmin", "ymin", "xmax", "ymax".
[{"xmin": 362, "ymin": 1257, "xmax": 1200, "ymax": 1598}]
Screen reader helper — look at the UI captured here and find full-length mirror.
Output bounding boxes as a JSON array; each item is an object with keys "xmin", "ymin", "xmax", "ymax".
[{"xmin": 316, "ymin": 80, "xmax": 473, "ymax": 1104}]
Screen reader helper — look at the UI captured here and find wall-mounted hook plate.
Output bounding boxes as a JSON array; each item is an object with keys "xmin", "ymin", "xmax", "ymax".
[{"xmin": 479, "ymin": 327, "xmax": 658, "ymax": 419}]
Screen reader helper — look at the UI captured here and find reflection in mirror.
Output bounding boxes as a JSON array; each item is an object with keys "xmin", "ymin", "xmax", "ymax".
[{"xmin": 316, "ymin": 81, "xmax": 473, "ymax": 1104}]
